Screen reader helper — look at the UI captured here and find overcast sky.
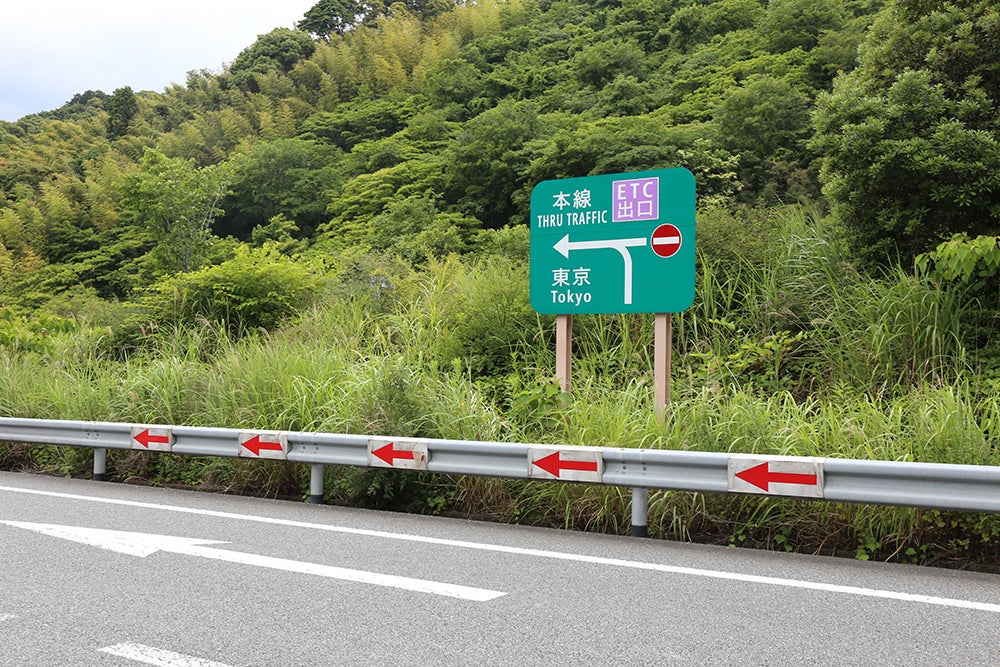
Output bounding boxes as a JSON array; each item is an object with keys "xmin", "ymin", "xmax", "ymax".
[{"xmin": 1, "ymin": 0, "xmax": 320, "ymax": 121}]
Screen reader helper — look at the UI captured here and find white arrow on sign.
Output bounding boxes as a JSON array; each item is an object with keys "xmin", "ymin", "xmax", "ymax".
[
  {"xmin": 553, "ymin": 234, "xmax": 647, "ymax": 304},
  {"xmin": 0, "ymin": 521, "xmax": 504, "ymax": 602}
]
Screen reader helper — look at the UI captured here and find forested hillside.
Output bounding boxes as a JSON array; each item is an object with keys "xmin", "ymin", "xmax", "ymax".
[
  {"xmin": 1, "ymin": 0, "xmax": 883, "ymax": 307},
  {"xmin": 2, "ymin": 0, "xmax": 999, "ymax": 566}
]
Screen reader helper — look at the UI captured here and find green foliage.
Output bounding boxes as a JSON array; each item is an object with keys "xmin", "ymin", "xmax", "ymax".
[
  {"xmin": 916, "ymin": 234, "xmax": 1000, "ymax": 292},
  {"xmin": 299, "ymin": 93, "xmax": 423, "ymax": 149},
  {"xmin": 121, "ymin": 148, "xmax": 230, "ymax": 274},
  {"xmin": 695, "ymin": 204, "xmax": 780, "ymax": 267},
  {"xmin": 916, "ymin": 234, "xmax": 1000, "ymax": 378},
  {"xmin": 299, "ymin": 0, "xmax": 363, "ymax": 37},
  {"xmin": 812, "ymin": 0, "xmax": 1000, "ymax": 267},
  {"xmin": 329, "ymin": 467, "xmax": 455, "ymax": 512},
  {"xmin": 105, "ymin": 87, "xmax": 139, "ymax": 139},
  {"xmin": 714, "ymin": 76, "xmax": 815, "ymax": 200},
  {"xmin": 422, "ymin": 59, "xmax": 483, "ymax": 115},
  {"xmin": 574, "ymin": 39, "xmax": 646, "ymax": 88},
  {"xmin": 228, "ymin": 28, "xmax": 317, "ymax": 91},
  {"xmin": 396, "ymin": 255, "xmax": 539, "ymax": 380},
  {"xmin": 1, "ymin": 0, "xmax": 893, "ymax": 281},
  {"xmin": 509, "ymin": 376, "xmax": 571, "ymax": 434},
  {"xmin": 682, "ymin": 206, "xmax": 971, "ymax": 397},
  {"xmin": 444, "ymin": 99, "xmax": 542, "ymax": 228},
  {"xmin": 366, "ymin": 195, "xmax": 478, "ymax": 262},
  {"xmin": 31, "ymin": 90, "xmax": 110, "ymax": 123},
  {"xmin": 219, "ymin": 138, "xmax": 342, "ymax": 238},
  {"xmin": 0, "ymin": 308, "xmax": 77, "ymax": 354},
  {"xmin": 321, "ymin": 159, "xmax": 448, "ymax": 245},
  {"xmin": 759, "ymin": 0, "xmax": 846, "ymax": 53},
  {"xmin": 127, "ymin": 246, "xmax": 322, "ymax": 338},
  {"xmin": 474, "ymin": 224, "xmax": 531, "ymax": 263},
  {"xmin": 251, "ymin": 214, "xmax": 305, "ymax": 255},
  {"xmin": 666, "ymin": 0, "xmax": 764, "ymax": 52},
  {"xmin": 689, "ymin": 328, "xmax": 810, "ymax": 396}
]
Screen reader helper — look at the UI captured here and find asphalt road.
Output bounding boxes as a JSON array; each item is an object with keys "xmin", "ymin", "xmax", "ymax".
[{"xmin": 1, "ymin": 470, "xmax": 998, "ymax": 666}]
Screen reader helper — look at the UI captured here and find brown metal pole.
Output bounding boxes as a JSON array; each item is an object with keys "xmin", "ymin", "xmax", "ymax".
[
  {"xmin": 556, "ymin": 314, "xmax": 572, "ymax": 394},
  {"xmin": 655, "ymin": 313, "xmax": 671, "ymax": 422}
]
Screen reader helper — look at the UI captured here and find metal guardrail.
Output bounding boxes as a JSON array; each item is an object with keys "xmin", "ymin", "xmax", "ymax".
[{"xmin": 1, "ymin": 418, "xmax": 998, "ymax": 535}]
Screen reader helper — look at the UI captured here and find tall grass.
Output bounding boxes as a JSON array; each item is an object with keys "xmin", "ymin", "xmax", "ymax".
[
  {"xmin": 683, "ymin": 208, "xmax": 971, "ymax": 398},
  {"xmin": 1, "ymin": 206, "xmax": 997, "ymax": 566}
]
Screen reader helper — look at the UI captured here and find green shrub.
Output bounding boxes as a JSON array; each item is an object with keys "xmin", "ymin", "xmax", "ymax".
[
  {"xmin": 695, "ymin": 203, "xmax": 781, "ymax": 268},
  {"xmin": 127, "ymin": 246, "xmax": 323, "ymax": 340},
  {"xmin": 0, "ymin": 308, "xmax": 76, "ymax": 354}
]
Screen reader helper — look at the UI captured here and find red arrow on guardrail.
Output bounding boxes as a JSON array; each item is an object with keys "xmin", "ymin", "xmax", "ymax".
[
  {"xmin": 133, "ymin": 429, "xmax": 170, "ymax": 449},
  {"xmin": 735, "ymin": 462, "xmax": 818, "ymax": 492},
  {"xmin": 532, "ymin": 451, "xmax": 599, "ymax": 478},
  {"xmin": 372, "ymin": 442, "xmax": 416, "ymax": 466},
  {"xmin": 241, "ymin": 435, "xmax": 284, "ymax": 456}
]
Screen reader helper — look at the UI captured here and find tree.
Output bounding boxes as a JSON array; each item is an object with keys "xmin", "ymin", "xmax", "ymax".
[
  {"xmin": 526, "ymin": 117, "xmax": 741, "ymax": 202},
  {"xmin": 811, "ymin": 0, "xmax": 1000, "ymax": 267},
  {"xmin": 121, "ymin": 149, "xmax": 230, "ymax": 274},
  {"xmin": 759, "ymin": 0, "xmax": 846, "ymax": 53},
  {"xmin": 321, "ymin": 158, "xmax": 447, "ymax": 244},
  {"xmin": 228, "ymin": 28, "xmax": 317, "ymax": 91},
  {"xmin": 666, "ymin": 0, "xmax": 764, "ymax": 52},
  {"xmin": 444, "ymin": 100, "xmax": 543, "ymax": 228},
  {"xmin": 106, "ymin": 86, "xmax": 139, "ymax": 139},
  {"xmin": 218, "ymin": 138, "xmax": 343, "ymax": 239},
  {"xmin": 299, "ymin": 93, "xmax": 422, "ymax": 150},
  {"xmin": 356, "ymin": 194, "xmax": 474, "ymax": 263},
  {"xmin": 298, "ymin": 0, "xmax": 363, "ymax": 38},
  {"xmin": 423, "ymin": 59, "xmax": 482, "ymax": 113},
  {"xmin": 574, "ymin": 40, "xmax": 646, "ymax": 88},
  {"xmin": 714, "ymin": 76, "xmax": 814, "ymax": 200},
  {"xmin": 398, "ymin": 0, "xmax": 455, "ymax": 22}
]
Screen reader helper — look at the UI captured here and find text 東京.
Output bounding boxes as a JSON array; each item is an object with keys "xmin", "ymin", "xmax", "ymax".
[{"xmin": 551, "ymin": 266, "xmax": 592, "ymax": 306}]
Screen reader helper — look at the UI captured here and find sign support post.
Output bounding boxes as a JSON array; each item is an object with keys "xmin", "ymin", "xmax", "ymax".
[
  {"xmin": 655, "ymin": 313, "xmax": 671, "ymax": 422},
  {"xmin": 556, "ymin": 314, "xmax": 573, "ymax": 393}
]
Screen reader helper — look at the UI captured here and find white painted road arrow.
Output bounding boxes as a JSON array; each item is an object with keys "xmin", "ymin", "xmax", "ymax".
[
  {"xmin": 1, "ymin": 521, "xmax": 504, "ymax": 602},
  {"xmin": 553, "ymin": 234, "xmax": 647, "ymax": 304}
]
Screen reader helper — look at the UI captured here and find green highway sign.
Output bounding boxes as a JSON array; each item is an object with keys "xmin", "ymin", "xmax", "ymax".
[{"xmin": 529, "ymin": 168, "xmax": 696, "ymax": 314}]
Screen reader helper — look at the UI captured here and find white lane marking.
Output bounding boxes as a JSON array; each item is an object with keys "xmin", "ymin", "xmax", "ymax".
[
  {"xmin": 99, "ymin": 643, "xmax": 233, "ymax": 667},
  {"xmin": 2, "ymin": 521, "xmax": 503, "ymax": 602},
  {"xmin": 0, "ymin": 613, "xmax": 17, "ymax": 621},
  {"xmin": 3, "ymin": 484, "xmax": 999, "ymax": 614}
]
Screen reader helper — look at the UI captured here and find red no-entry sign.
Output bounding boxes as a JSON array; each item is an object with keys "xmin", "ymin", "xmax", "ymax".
[{"xmin": 651, "ymin": 223, "xmax": 682, "ymax": 258}]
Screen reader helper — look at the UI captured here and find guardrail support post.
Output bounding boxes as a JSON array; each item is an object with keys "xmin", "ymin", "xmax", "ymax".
[
  {"xmin": 309, "ymin": 464, "xmax": 324, "ymax": 504},
  {"xmin": 93, "ymin": 448, "xmax": 107, "ymax": 482},
  {"xmin": 630, "ymin": 487, "xmax": 648, "ymax": 537}
]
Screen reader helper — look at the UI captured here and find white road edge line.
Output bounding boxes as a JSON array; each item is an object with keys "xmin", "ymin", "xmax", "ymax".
[
  {"xmin": 99, "ymin": 643, "xmax": 233, "ymax": 667},
  {"xmin": 3, "ymin": 484, "xmax": 999, "ymax": 614}
]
